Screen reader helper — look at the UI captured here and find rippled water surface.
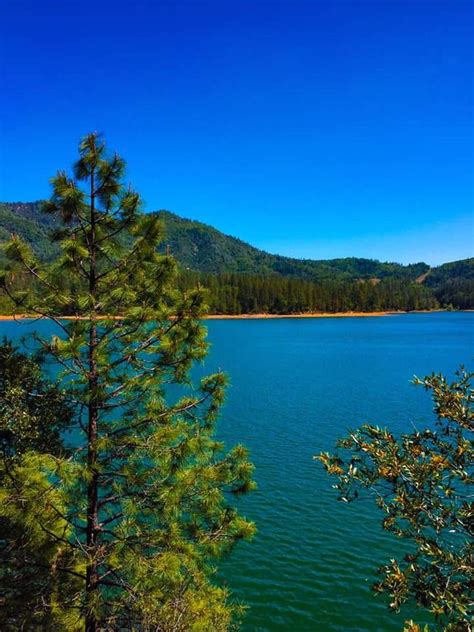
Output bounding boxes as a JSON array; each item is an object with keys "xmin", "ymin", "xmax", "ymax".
[{"xmin": 2, "ymin": 313, "xmax": 472, "ymax": 631}]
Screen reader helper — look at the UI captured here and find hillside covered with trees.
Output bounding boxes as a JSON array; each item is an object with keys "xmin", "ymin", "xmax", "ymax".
[
  {"xmin": 153, "ymin": 210, "xmax": 430, "ymax": 281},
  {"xmin": 423, "ymin": 258, "xmax": 474, "ymax": 310},
  {"xmin": 0, "ymin": 201, "xmax": 473, "ymax": 313}
]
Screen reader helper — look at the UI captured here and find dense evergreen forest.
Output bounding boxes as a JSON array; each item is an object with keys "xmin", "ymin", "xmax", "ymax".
[
  {"xmin": 423, "ymin": 258, "xmax": 474, "ymax": 310},
  {"xmin": 177, "ymin": 271, "xmax": 439, "ymax": 314},
  {"xmin": 0, "ymin": 201, "xmax": 473, "ymax": 313}
]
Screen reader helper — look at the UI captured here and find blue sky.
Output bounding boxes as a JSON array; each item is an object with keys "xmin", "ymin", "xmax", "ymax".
[{"xmin": 0, "ymin": 0, "xmax": 472, "ymax": 265}]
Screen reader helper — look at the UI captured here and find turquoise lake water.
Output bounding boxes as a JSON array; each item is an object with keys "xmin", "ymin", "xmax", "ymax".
[{"xmin": 1, "ymin": 313, "xmax": 472, "ymax": 631}]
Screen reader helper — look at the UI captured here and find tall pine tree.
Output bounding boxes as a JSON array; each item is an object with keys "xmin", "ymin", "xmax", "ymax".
[{"xmin": 1, "ymin": 133, "xmax": 255, "ymax": 631}]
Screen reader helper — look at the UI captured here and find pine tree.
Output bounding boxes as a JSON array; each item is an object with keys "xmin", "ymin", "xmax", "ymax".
[{"xmin": 1, "ymin": 133, "xmax": 255, "ymax": 631}]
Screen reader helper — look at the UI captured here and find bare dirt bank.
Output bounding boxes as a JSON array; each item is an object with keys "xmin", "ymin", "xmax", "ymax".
[
  {"xmin": 206, "ymin": 311, "xmax": 413, "ymax": 319},
  {"xmin": 0, "ymin": 310, "xmax": 452, "ymax": 321}
]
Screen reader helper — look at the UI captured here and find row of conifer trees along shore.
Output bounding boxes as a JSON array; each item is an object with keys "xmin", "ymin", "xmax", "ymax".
[
  {"xmin": 178, "ymin": 271, "xmax": 440, "ymax": 314},
  {"xmin": 1, "ymin": 268, "xmax": 467, "ymax": 316}
]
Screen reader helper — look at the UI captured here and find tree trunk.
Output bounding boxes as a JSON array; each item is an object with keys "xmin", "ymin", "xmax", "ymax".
[{"xmin": 85, "ymin": 169, "xmax": 99, "ymax": 632}]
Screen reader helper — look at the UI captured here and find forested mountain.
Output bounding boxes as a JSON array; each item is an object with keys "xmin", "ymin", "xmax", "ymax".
[
  {"xmin": 0, "ymin": 202, "xmax": 59, "ymax": 264},
  {"xmin": 0, "ymin": 201, "xmax": 473, "ymax": 312},
  {"xmin": 154, "ymin": 210, "xmax": 430, "ymax": 281},
  {"xmin": 423, "ymin": 258, "xmax": 474, "ymax": 310},
  {"xmin": 0, "ymin": 202, "xmax": 429, "ymax": 280},
  {"xmin": 423, "ymin": 258, "xmax": 474, "ymax": 288}
]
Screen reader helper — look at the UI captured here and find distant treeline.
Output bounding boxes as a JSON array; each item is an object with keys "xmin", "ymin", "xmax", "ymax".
[
  {"xmin": 1, "ymin": 267, "xmax": 472, "ymax": 317},
  {"xmin": 430, "ymin": 280, "xmax": 474, "ymax": 310},
  {"xmin": 178, "ymin": 271, "xmax": 442, "ymax": 314}
]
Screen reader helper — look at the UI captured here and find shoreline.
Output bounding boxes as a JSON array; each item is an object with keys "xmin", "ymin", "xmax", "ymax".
[
  {"xmin": 0, "ymin": 309, "xmax": 462, "ymax": 322},
  {"xmin": 207, "ymin": 311, "xmax": 406, "ymax": 319},
  {"xmin": 204, "ymin": 309, "xmax": 452, "ymax": 319}
]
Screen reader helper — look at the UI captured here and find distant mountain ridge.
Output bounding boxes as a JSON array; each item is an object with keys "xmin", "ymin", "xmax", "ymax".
[
  {"xmin": 0, "ymin": 202, "xmax": 472, "ymax": 290},
  {"xmin": 154, "ymin": 210, "xmax": 431, "ymax": 281}
]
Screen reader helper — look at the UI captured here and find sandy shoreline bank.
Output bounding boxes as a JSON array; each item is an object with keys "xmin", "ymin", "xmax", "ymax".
[
  {"xmin": 0, "ymin": 310, "xmax": 455, "ymax": 322},
  {"xmin": 205, "ymin": 311, "xmax": 404, "ymax": 319}
]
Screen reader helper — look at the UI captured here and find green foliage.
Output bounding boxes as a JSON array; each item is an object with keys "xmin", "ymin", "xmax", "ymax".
[
  {"xmin": 0, "ymin": 340, "xmax": 73, "ymax": 456},
  {"xmin": 2, "ymin": 202, "xmax": 473, "ymax": 312},
  {"xmin": 0, "ymin": 202, "xmax": 59, "ymax": 263},
  {"xmin": 0, "ymin": 453, "xmax": 84, "ymax": 631},
  {"xmin": 1, "ymin": 200, "xmax": 432, "ymax": 283},
  {"xmin": 0, "ymin": 343, "xmax": 80, "ymax": 630},
  {"xmin": 317, "ymin": 369, "xmax": 473, "ymax": 631},
  {"xmin": 432, "ymin": 280, "xmax": 474, "ymax": 310},
  {"xmin": 155, "ymin": 210, "xmax": 430, "ymax": 281},
  {"xmin": 424, "ymin": 259, "xmax": 474, "ymax": 286},
  {"xmin": 424, "ymin": 259, "xmax": 474, "ymax": 310},
  {"xmin": 178, "ymin": 271, "xmax": 439, "ymax": 314},
  {"xmin": 1, "ymin": 133, "xmax": 255, "ymax": 630}
]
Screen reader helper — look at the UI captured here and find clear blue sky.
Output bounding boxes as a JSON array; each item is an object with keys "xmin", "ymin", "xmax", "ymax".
[{"xmin": 0, "ymin": 0, "xmax": 472, "ymax": 265}]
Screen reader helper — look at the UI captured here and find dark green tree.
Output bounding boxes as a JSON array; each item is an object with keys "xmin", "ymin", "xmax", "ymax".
[
  {"xmin": 1, "ymin": 133, "xmax": 255, "ymax": 631},
  {"xmin": 317, "ymin": 369, "xmax": 473, "ymax": 631},
  {"xmin": 0, "ymin": 342, "xmax": 79, "ymax": 630},
  {"xmin": 0, "ymin": 339, "xmax": 72, "ymax": 456}
]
